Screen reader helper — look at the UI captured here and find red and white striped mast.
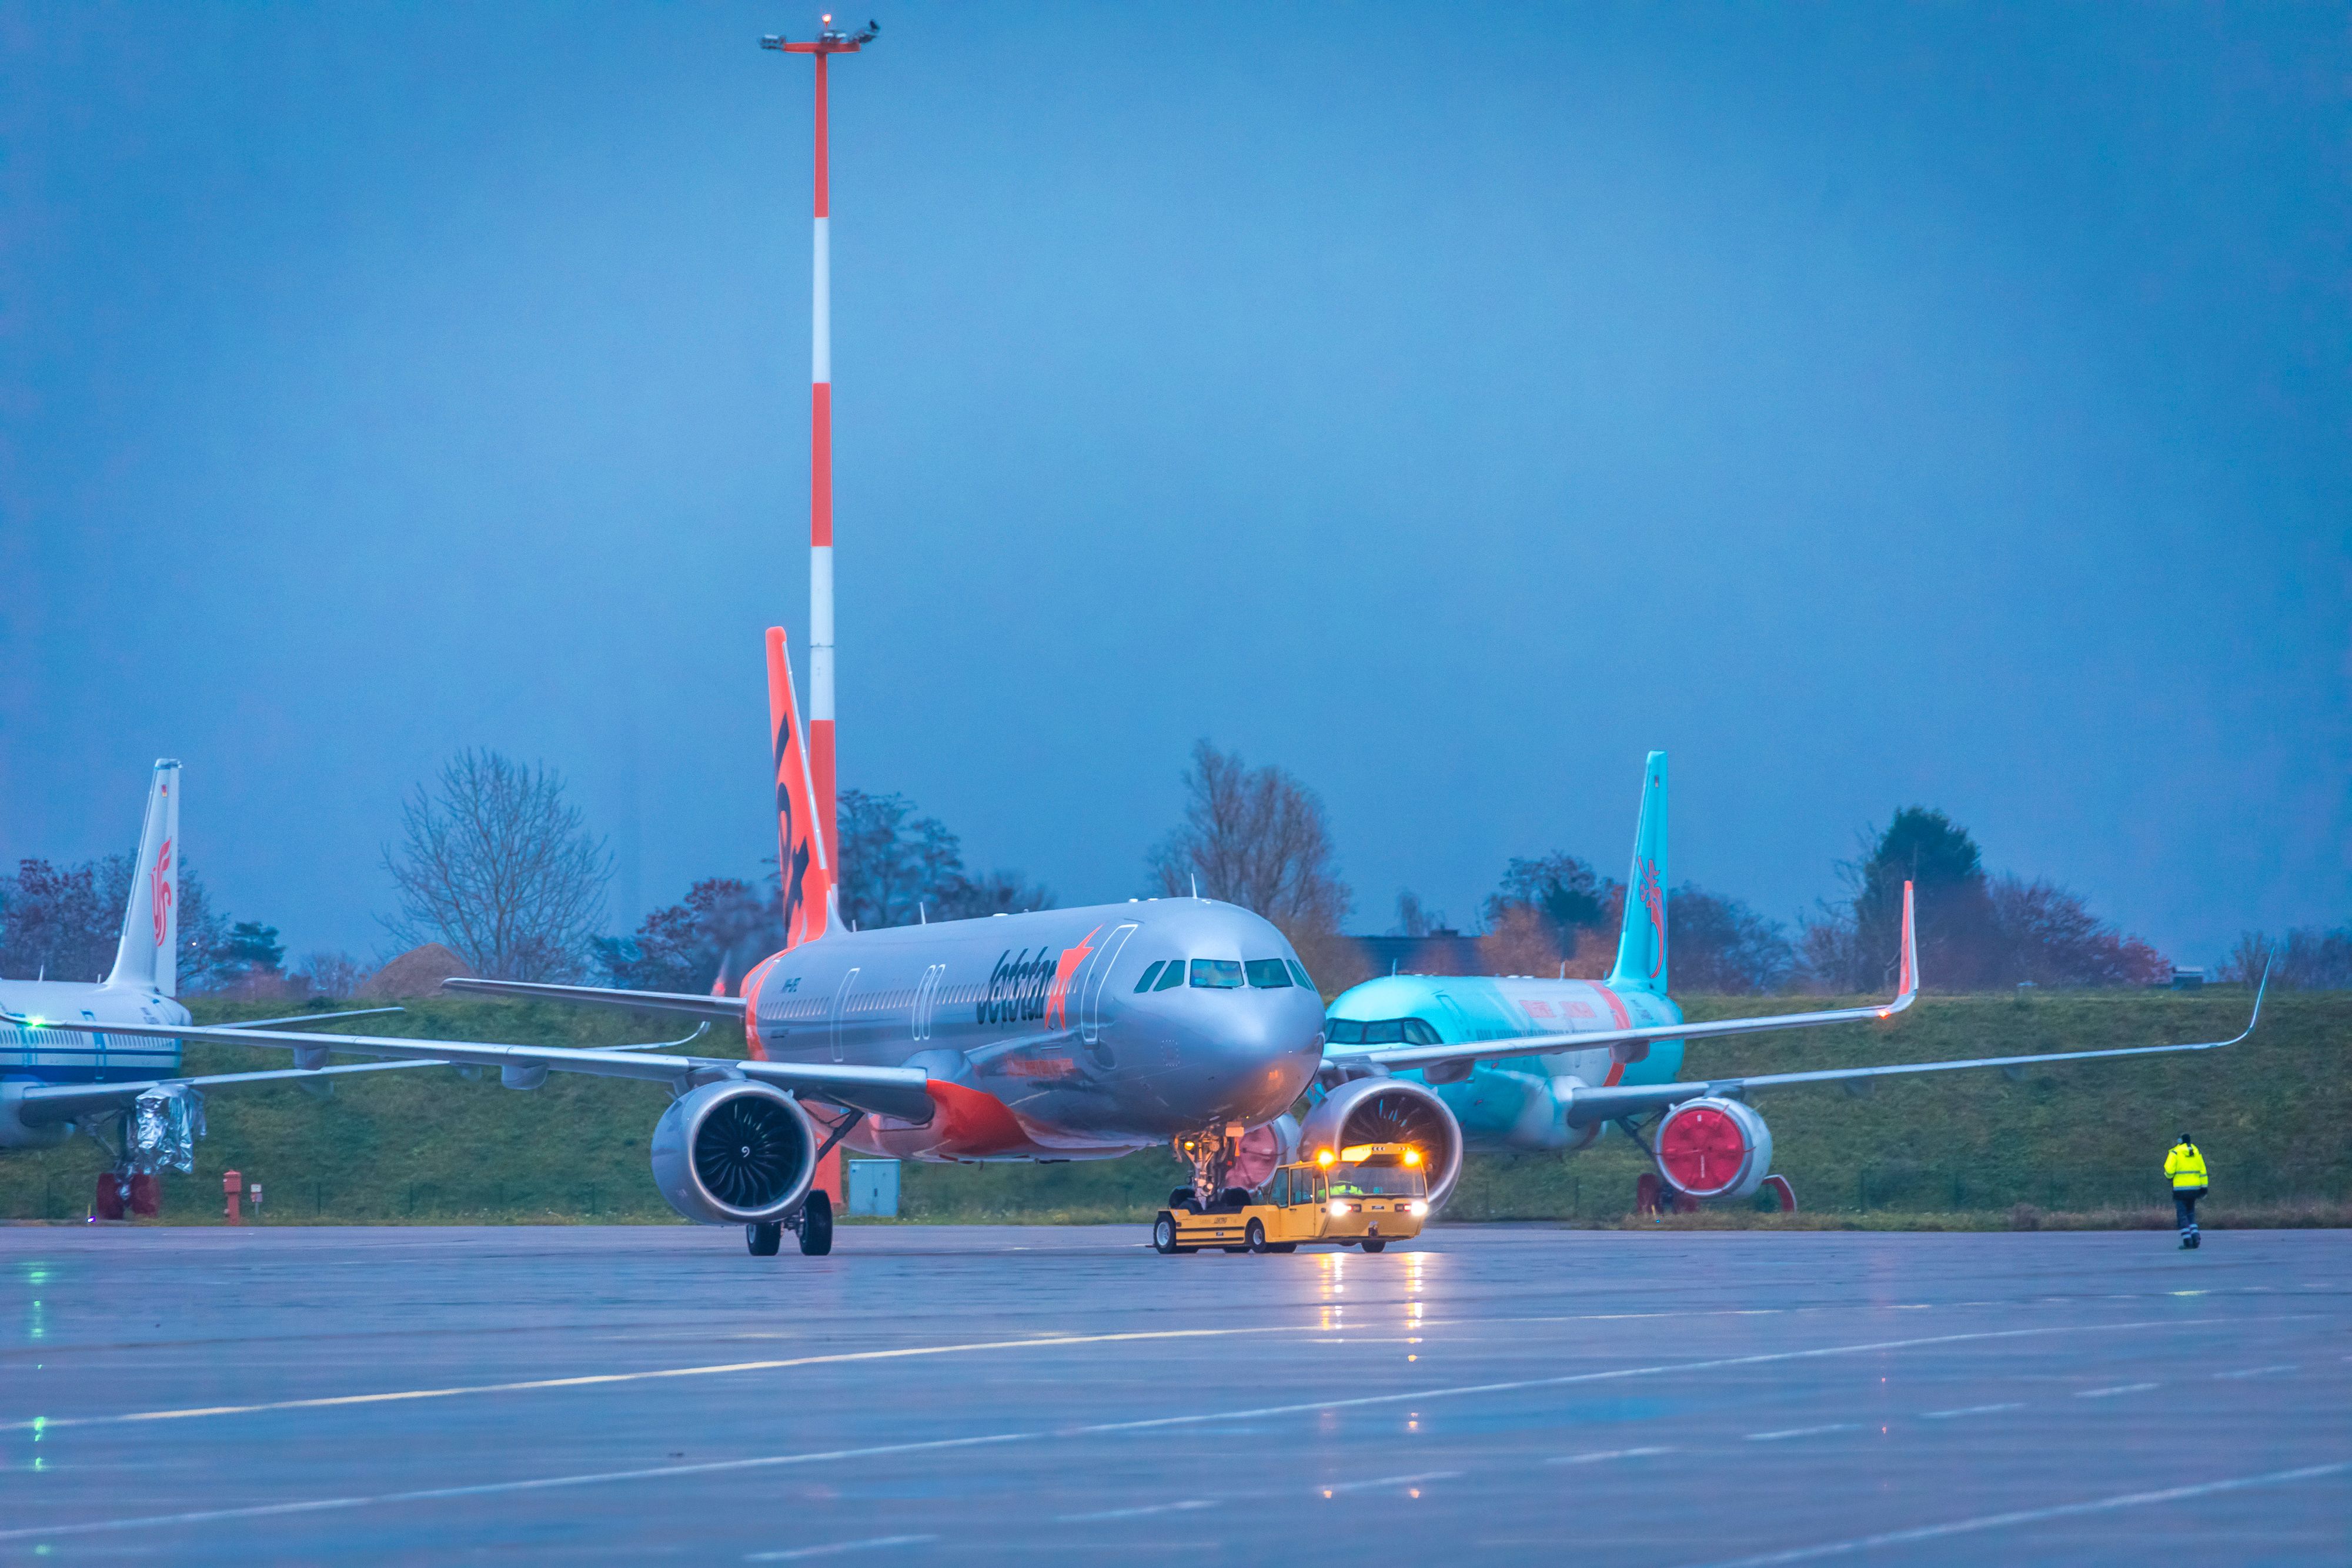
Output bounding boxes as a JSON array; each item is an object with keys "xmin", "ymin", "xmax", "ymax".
[{"xmin": 762, "ymin": 14, "xmax": 877, "ymax": 871}]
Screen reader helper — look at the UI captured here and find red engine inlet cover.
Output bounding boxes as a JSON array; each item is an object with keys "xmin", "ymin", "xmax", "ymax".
[{"xmin": 1654, "ymin": 1097, "xmax": 1772, "ymax": 1200}]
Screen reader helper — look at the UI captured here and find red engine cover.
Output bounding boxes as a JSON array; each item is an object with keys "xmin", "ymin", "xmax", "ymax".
[{"xmin": 1654, "ymin": 1097, "xmax": 1771, "ymax": 1199}]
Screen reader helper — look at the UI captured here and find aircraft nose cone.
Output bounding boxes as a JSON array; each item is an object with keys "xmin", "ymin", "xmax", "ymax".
[{"xmin": 1167, "ymin": 994, "xmax": 1322, "ymax": 1125}]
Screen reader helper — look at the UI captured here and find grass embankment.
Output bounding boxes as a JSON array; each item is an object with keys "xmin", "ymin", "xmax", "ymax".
[{"xmin": 1, "ymin": 988, "xmax": 2341, "ymax": 1228}]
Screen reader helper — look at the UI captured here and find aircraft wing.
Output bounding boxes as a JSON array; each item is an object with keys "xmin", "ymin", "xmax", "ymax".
[
  {"xmin": 1558, "ymin": 971, "xmax": 2267, "ymax": 1126},
  {"xmin": 0, "ymin": 1013, "xmax": 935, "ymax": 1123},
  {"xmin": 439, "ymin": 978, "xmax": 746, "ymax": 1022},
  {"xmin": 11, "ymin": 1059, "xmax": 447, "ymax": 1126},
  {"xmin": 1327, "ymin": 883, "xmax": 1922, "ymax": 1076},
  {"xmin": 200, "ymin": 1006, "xmax": 407, "ymax": 1030}
]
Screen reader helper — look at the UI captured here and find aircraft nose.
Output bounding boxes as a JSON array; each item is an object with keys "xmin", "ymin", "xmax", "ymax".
[{"xmin": 1185, "ymin": 994, "xmax": 1322, "ymax": 1122}]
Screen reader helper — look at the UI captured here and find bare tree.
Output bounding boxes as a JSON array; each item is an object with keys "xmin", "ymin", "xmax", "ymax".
[
  {"xmin": 2221, "ymin": 925, "xmax": 2351, "ymax": 989},
  {"xmin": 1148, "ymin": 741, "xmax": 1350, "ymax": 937},
  {"xmin": 381, "ymin": 750, "xmax": 609, "ymax": 981},
  {"xmin": 1391, "ymin": 890, "xmax": 1438, "ymax": 938},
  {"xmin": 293, "ymin": 950, "xmax": 373, "ymax": 999}
]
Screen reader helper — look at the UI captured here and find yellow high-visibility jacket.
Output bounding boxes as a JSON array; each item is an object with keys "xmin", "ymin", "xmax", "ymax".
[{"xmin": 2165, "ymin": 1142, "xmax": 2209, "ymax": 1191}]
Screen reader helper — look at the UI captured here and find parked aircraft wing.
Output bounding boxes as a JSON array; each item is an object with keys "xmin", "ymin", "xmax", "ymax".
[
  {"xmin": 12, "ymin": 1059, "xmax": 447, "ymax": 1126},
  {"xmin": 1329, "ymin": 883, "xmax": 1922, "ymax": 1076},
  {"xmin": 1556, "ymin": 968, "xmax": 2268, "ymax": 1127},
  {"xmin": 203, "ymin": 1007, "xmax": 407, "ymax": 1031},
  {"xmin": 0, "ymin": 1014, "xmax": 936, "ymax": 1122},
  {"xmin": 439, "ymin": 978, "xmax": 747, "ymax": 1021}
]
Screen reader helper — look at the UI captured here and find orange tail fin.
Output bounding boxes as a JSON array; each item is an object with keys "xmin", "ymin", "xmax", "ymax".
[{"xmin": 766, "ymin": 627, "xmax": 833, "ymax": 950}]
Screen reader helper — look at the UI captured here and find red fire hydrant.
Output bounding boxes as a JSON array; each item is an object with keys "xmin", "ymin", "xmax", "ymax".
[{"xmin": 222, "ymin": 1169, "xmax": 243, "ymax": 1225}]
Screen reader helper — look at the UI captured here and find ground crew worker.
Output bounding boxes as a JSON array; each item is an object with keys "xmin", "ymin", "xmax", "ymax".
[{"xmin": 2164, "ymin": 1132, "xmax": 2208, "ymax": 1249}]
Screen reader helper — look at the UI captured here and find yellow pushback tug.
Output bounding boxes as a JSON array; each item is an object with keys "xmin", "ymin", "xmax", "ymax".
[{"xmin": 1151, "ymin": 1144, "xmax": 1430, "ymax": 1255}]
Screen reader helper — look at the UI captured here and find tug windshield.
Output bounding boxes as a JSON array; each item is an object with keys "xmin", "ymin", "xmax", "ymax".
[{"xmin": 1327, "ymin": 1164, "xmax": 1428, "ymax": 1199}]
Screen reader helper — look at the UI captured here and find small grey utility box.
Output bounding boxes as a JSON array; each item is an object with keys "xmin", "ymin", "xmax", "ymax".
[{"xmin": 847, "ymin": 1159, "xmax": 900, "ymax": 1218}]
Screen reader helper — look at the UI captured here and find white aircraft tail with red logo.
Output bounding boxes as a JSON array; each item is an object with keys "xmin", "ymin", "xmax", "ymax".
[
  {"xmin": 105, "ymin": 759, "xmax": 180, "ymax": 998},
  {"xmin": 1607, "ymin": 751, "xmax": 1669, "ymax": 997}
]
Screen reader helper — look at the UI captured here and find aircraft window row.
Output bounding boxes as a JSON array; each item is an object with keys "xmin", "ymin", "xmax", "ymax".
[
  {"xmin": 1321, "ymin": 1017, "xmax": 1443, "ymax": 1046},
  {"xmin": 1242, "ymin": 959, "xmax": 1291, "ymax": 988}
]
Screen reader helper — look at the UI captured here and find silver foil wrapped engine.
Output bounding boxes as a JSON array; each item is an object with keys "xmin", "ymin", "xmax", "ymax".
[{"xmin": 131, "ymin": 1084, "xmax": 206, "ymax": 1175}]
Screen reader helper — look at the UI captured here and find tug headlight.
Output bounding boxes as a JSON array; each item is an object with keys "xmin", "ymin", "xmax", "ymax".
[
  {"xmin": 1403, "ymin": 1148, "xmax": 1421, "ymax": 1166},
  {"xmin": 1328, "ymin": 1199, "xmax": 1350, "ymax": 1218},
  {"xmin": 1408, "ymin": 1201, "xmax": 1430, "ymax": 1217}
]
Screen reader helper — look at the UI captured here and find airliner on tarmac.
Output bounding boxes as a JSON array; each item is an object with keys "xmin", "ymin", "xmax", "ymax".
[
  {"xmin": 11, "ymin": 642, "xmax": 2260, "ymax": 1257},
  {"xmin": 0, "ymin": 760, "xmax": 414, "ymax": 1215},
  {"xmin": 1312, "ymin": 753, "xmax": 2267, "ymax": 1214}
]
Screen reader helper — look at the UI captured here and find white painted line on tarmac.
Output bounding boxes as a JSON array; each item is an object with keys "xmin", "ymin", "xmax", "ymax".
[
  {"xmin": 2075, "ymin": 1383, "xmax": 2158, "ymax": 1398},
  {"xmin": 0, "ymin": 1307, "xmax": 1805, "ymax": 1434},
  {"xmin": 0, "ymin": 1316, "xmax": 2276, "ymax": 1547},
  {"xmin": 747, "ymin": 1536, "xmax": 937, "ymax": 1562},
  {"xmin": 1548, "ymin": 1447, "xmax": 1675, "ymax": 1465},
  {"xmin": 2213, "ymin": 1364, "xmax": 2295, "ymax": 1378},
  {"xmin": 1320, "ymin": 1470, "xmax": 1458, "ymax": 1495},
  {"xmin": 1676, "ymin": 1457, "xmax": 2352, "ymax": 1568},
  {"xmin": 1055, "ymin": 1500, "xmax": 1215, "ymax": 1523},
  {"xmin": 1920, "ymin": 1403, "xmax": 2024, "ymax": 1420},
  {"xmin": 1745, "ymin": 1425, "xmax": 1860, "ymax": 1442}
]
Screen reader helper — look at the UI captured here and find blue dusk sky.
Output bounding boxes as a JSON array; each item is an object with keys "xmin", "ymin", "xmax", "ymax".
[{"xmin": 2, "ymin": 3, "xmax": 2344, "ymax": 967}]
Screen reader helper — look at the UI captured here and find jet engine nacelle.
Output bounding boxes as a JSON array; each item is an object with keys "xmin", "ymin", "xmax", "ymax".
[
  {"xmin": 650, "ymin": 1081, "xmax": 818, "ymax": 1226},
  {"xmin": 1300, "ymin": 1076, "xmax": 1464, "ymax": 1211},
  {"xmin": 1652, "ymin": 1096, "xmax": 1772, "ymax": 1201},
  {"xmin": 0, "ymin": 1081, "xmax": 74, "ymax": 1150}
]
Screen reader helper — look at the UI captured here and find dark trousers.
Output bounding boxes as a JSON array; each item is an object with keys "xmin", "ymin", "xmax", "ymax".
[{"xmin": 2174, "ymin": 1188, "xmax": 2204, "ymax": 1235}]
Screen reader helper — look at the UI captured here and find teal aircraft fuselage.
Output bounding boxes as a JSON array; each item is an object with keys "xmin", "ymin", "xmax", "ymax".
[{"xmin": 1325, "ymin": 974, "xmax": 1682, "ymax": 1154}]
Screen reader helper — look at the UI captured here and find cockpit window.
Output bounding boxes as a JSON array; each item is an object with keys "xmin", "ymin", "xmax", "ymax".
[
  {"xmin": 1321, "ymin": 1016, "xmax": 1441, "ymax": 1046},
  {"xmin": 1153, "ymin": 961, "xmax": 1186, "ymax": 992},
  {"xmin": 1133, "ymin": 961, "xmax": 1165, "ymax": 993},
  {"xmin": 1287, "ymin": 959, "xmax": 1315, "ymax": 991},
  {"xmin": 1243, "ymin": 959, "xmax": 1291, "ymax": 989},
  {"xmin": 1189, "ymin": 959, "xmax": 1244, "ymax": 989}
]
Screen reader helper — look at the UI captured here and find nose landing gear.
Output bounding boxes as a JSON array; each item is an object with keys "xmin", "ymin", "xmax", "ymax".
[{"xmin": 1174, "ymin": 1122, "xmax": 1247, "ymax": 1209}]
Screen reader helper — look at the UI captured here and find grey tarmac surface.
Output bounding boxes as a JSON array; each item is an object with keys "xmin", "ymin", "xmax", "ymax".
[{"xmin": 1, "ymin": 1223, "xmax": 2346, "ymax": 1565}]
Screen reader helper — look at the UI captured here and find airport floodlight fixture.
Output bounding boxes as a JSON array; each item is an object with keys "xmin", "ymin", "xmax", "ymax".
[{"xmin": 760, "ymin": 14, "xmax": 878, "ymax": 873}]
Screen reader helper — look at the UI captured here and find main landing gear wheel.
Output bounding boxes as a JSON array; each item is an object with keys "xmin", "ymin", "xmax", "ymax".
[
  {"xmin": 746, "ymin": 1222, "xmax": 782, "ymax": 1256},
  {"xmin": 797, "ymin": 1189, "xmax": 834, "ymax": 1256},
  {"xmin": 1246, "ymin": 1219, "xmax": 1268, "ymax": 1254},
  {"xmin": 1361, "ymin": 1238, "xmax": 1388, "ymax": 1253},
  {"xmin": 1152, "ymin": 1212, "xmax": 1181, "ymax": 1255}
]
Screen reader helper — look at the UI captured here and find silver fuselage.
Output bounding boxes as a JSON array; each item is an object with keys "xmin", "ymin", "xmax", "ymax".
[{"xmin": 740, "ymin": 897, "xmax": 1326, "ymax": 1161}]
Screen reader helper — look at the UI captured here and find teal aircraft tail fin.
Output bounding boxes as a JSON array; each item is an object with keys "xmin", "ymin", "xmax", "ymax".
[{"xmin": 1606, "ymin": 752, "xmax": 1669, "ymax": 995}]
